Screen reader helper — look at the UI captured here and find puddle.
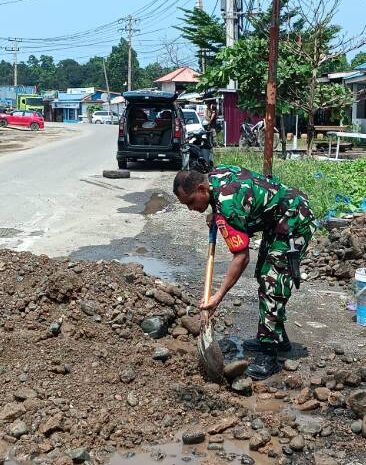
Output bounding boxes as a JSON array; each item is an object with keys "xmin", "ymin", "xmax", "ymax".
[
  {"xmin": 119, "ymin": 255, "xmax": 182, "ymax": 280},
  {"xmin": 108, "ymin": 438, "xmax": 275, "ymax": 465},
  {"xmin": 143, "ymin": 193, "xmax": 169, "ymax": 215},
  {"xmin": 0, "ymin": 228, "xmax": 22, "ymax": 238}
]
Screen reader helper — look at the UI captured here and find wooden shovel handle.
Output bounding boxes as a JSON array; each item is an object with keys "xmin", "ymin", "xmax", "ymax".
[{"xmin": 201, "ymin": 224, "xmax": 217, "ymax": 325}]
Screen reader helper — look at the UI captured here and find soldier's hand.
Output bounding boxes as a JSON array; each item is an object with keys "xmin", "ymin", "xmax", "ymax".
[
  {"xmin": 205, "ymin": 213, "xmax": 214, "ymax": 228},
  {"xmin": 199, "ymin": 293, "xmax": 222, "ymax": 318}
]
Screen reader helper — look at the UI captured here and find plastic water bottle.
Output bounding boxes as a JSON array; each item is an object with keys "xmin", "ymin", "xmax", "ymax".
[{"xmin": 355, "ymin": 268, "xmax": 366, "ymax": 326}]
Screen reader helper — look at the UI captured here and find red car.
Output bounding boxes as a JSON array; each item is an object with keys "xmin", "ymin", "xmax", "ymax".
[{"xmin": 0, "ymin": 110, "xmax": 44, "ymax": 131}]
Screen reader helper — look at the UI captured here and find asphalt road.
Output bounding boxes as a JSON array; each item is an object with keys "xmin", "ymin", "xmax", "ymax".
[{"xmin": 0, "ymin": 124, "xmax": 167, "ymax": 257}]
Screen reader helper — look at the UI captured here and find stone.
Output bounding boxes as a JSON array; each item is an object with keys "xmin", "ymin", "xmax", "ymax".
[
  {"xmin": 310, "ymin": 377, "xmax": 323, "ymax": 387},
  {"xmin": 153, "ymin": 289, "xmax": 175, "ymax": 306},
  {"xmin": 282, "ymin": 446, "xmax": 293, "ymax": 456},
  {"xmin": 351, "ymin": 419, "xmax": 362, "ymax": 434},
  {"xmin": 232, "ymin": 426, "xmax": 252, "ymax": 440},
  {"xmin": 182, "ymin": 431, "xmax": 205, "ymax": 445},
  {"xmin": 297, "ymin": 387, "xmax": 312, "ymax": 405},
  {"xmin": 0, "ymin": 402, "xmax": 26, "ymax": 422},
  {"xmin": 224, "ymin": 360, "xmax": 249, "ymax": 380},
  {"xmin": 207, "ymin": 443, "xmax": 223, "ymax": 451},
  {"xmin": 232, "ymin": 376, "xmax": 253, "ymax": 396},
  {"xmin": 152, "ymin": 347, "xmax": 171, "ymax": 362},
  {"xmin": 345, "ymin": 371, "xmax": 362, "ymax": 387},
  {"xmin": 298, "ymin": 420, "xmax": 322, "ymax": 436},
  {"xmin": 275, "ymin": 391, "xmax": 287, "ymax": 399},
  {"xmin": 49, "ymin": 319, "xmax": 62, "ymax": 336},
  {"xmin": 297, "ymin": 400, "xmax": 320, "ymax": 411},
  {"xmin": 284, "ymin": 374, "xmax": 303, "ymax": 389},
  {"xmin": 172, "ymin": 326, "xmax": 188, "ymax": 337},
  {"xmin": 127, "ymin": 392, "xmax": 138, "ymax": 407},
  {"xmin": 284, "ymin": 360, "xmax": 300, "ymax": 371},
  {"xmin": 13, "ymin": 388, "xmax": 38, "ymax": 401},
  {"xmin": 333, "ymin": 345, "xmax": 345, "ymax": 355},
  {"xmin": 140, "ymin": 316, "xmax": 167, "ymax": 339},
  {"xmin": 249, "ymin": 429, "xmax": 271, "ymax": 450},
  {"xmin": 9, "ymin": 420, "xmax": 29, "ymax": 438},
  {"xmin": 289, "ymin": 435, "xmax": 305, "ymax": 451},
  {"xmin": 180, "ymin": 315, "xmax": 201, "ymax": 336},
  {"xmin": 120, "ymin": 368, "xmax": 136, "ymax": 384},
  {"xmin": 314, "ymin": 387, "xmax": 331, "ymax": 402},
  {"xmin": 313, "ymin": 452, "xmax": 338, "ymax": 465},
  {"xmin": 328, "ymin": 391, "xmax": 345, "ymax": 408},
  {"xmin": 251, "ymin": 418, "xmax": 264, "ymax": 430},
  {"xmin": 362, "ymin": 415, "xmax": 366, "ymax": 438},
  {"xmin": 208, "ymin": 434, "xmax": 224, "ymax": 443},
  {"xmin": 360, "ymin": 367, "xmax": 366, "ymax": 382},
  {"xmin": 240, "ymin": 454, "xmax": 255, "ymax": 465},
  {"xmin": 233, "ymin": 299, "xmax": 242, "ymax": 306},
  {"xmin": 208, "ymin": 417, "xmax": 238, "ymax": 434},
  {"xmin": 67, "ymin": 448, "xmax": 90, "ymax": 463},
  {"xmin": 39, "ymin": 414, "xmax": 63, "ymax": 436},
  {"xmin": 281, "ymin": 426, "xmax": 297, "ymax": 439},
  {"xmin": 320, "ymin": 426, "xmax": 332, "ymax": 437}
]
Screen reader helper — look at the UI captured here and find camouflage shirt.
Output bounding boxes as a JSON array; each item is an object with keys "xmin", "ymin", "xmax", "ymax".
[{"xmin": 209, "ymin": 164, "xmax": 314, "ymax": 237}]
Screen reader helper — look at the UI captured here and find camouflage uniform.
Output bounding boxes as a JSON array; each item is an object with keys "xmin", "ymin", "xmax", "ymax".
[{"xmin": 209, "ymin": 165, "xmax": 317, "ymax": 345}]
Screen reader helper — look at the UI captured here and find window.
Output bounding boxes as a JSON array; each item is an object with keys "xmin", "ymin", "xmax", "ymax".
[
  {"xmin": 12, "ymin": 111, "xmax": 23, "ymax": 117},
  {"xmin": 356, "ymin": 84, "xmax": 366, "ymax": 119},
  {"xmin": 183, "ymin": 111, "xmax": 199, "ymax": 124}
]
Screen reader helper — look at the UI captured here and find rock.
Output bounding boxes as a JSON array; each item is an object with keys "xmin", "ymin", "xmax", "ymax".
[
  {"xmin": 207, "ymin": 443, "xmax": 223, "ymax": 451},
  {"xmin": 360, "ymin": 367, "xmax": 366, "ymax": 382},
  {"xmin": 240, "ymin": 454, "xmax": 255, "ymax": 465},
  {"xmin": 13, "ymin": 387, "xmax": 38, "ymax": 401},
  {"xmin": 208, "ymin": 434, "xmax": 224, "ymax": 443},
  {"xmin": 310, "ymin": 377, "xmax": 323, "ymax": 387},
  {"xmin": 9, "ymin": 420, "xmax": 29, "ymax": 438},
  {"xmin": 320, "ymin": 426, "xmax": 332, "ymax": 437},
  {"xmin": 120, "ymin": 368, "xmax": 136, "ymax": 384},
  {"xmin": 153, "ymin": 289, "xmax": 175, "ymax": 306},
  {"xmin": 152, "ymin": 347, "xmax": 171, "ymax": 362},
  {"xmin": 224, "ymin": 360, "xmax": 249, "ymax": 380},
  {"xmin": 297, "ymin": 387, "xmax": 312, "ymax": 405},
  {"xmin": 362, "ymin": 415, "xmax": 366, "ymax": 438},
  {"xmin": 345, "ymin": 371, "xmax": 362, "ymax": 387},
  {"xmin": 351, "ymin": 419, "xmax": 362, "ymax": 434},
  {"xmin": 182, "ymin": 431, "xmax": 205, "ymax": 445},
  {"xmin": 127, "ymin": 392, "xmax": 139, "ymax": 407},
  {"xmin": 232, "ymin": 377, "xmax": 253, "ymax": 396},
  {"xmin": 284, "ymin": 360, "xmax": 300, "ymax": 372},
  {"xmin": 313, "ymin": 452, "xmax": 338, "ymax": 465},
  {"xmin": 284, "ymin": 374, "xmax": 303, "ymax": 389},
  {"xmin": 39, "ymin": 414, "xmax": 64, "ymax": 436},
  {"xmin": 140, "ymin": 316, "xmax": 168, "ymax": 339},
  {"xmin": 282, "ymin": 446, "xmax": 293, "ymax": 456},
  {"xmin": 333, "ymin": 345, "xmax": 345, "ymax": 355},
  {"xmin": 314, "ymin": 387, "xmax": 331, "ymax": 402},
  {"xmin": 289, "ymin": 435, "xmax": 305, "ymax": 451},
  {"xmin": 172, "ymin": 326, "xmax": 188, "ymax": 338},
  {"xmin": 67, "ymin": 447, "xmax": 90, "ymax": 463},
  {"xmin": 281, "ymin": 426, "xmax": 297, "ymax": 439},
  {"xmin": 208, "ymin": 417, "xmax": 238, "ymax": 434},
  {"xmin": 0, "ymin": 402, "xmax": 26, "ymax": 422},
  {"xmin": 297, "ymin": 399, "xmax": 320, "ymax": 411},
  {"xmin": 251, "ymin": 418, "xmax": 264, "ymax": 430},
  {"xmin": 298, "ymin": 420, "xmax": 322, "ymax": 436},
  {"xmin": 348, "ymin": 389, "xmax": 366, "ymax": 418},
  {"xmin": 232, "ymin": 426, "xmax": 252, "ymax": 440},
  {"xmin": 328, "ymin": 392, "xmax": 345, "ymax": 408},
  {"xmin": 180, "ymin": 315, "xmax": 200, "ymax": 336},
  {"xmin": 0, "ymin": 440, "xmax": 9, "ymax": 464},
  {"xmin": 233, "ymin": 299, "xmax": 242, "ymax": 306},
  {"xmin": 316, "ymin": 360, "xmax": 326, "ymax": 368},
  {"xmin": 249, "ymin": 429, "xmax": 271, "ymax": 450},
  {"xmin": 49, "ymin": 319, "xmax": 63, "ymax": 336},
  {"xmin": 80, "ymin": 300, "xmax": 100, "ymax": 317}
]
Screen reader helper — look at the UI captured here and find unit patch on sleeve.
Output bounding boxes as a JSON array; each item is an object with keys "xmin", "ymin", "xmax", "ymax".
[{"xmin": 215, "ymin": 214, "xmax": 249, "ymax": 253}]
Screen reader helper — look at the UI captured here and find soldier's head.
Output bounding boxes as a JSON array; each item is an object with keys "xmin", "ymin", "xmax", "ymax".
[{"xmin": 173, "ymin": 170, "xmax": 210, "ymax": 213}]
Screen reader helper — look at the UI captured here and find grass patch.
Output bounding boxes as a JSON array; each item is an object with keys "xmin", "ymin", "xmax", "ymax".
[{"xmin": 214, "ymin": 149, "xmax": 366, "ymax": 219}]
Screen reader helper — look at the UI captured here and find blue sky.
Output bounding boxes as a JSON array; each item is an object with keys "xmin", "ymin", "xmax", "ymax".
[{"xmin": 0, "ymin": 0, "xmax": 365, "ymax": 67}]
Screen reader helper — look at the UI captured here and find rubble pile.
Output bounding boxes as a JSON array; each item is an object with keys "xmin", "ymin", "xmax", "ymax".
[
  {"xmin": 302, "ymin": 214, "xmax": 366, "ymax": 285},
  {"xmin": 0, "ymin": 250, "xmax": 365, "ymax": 465}
]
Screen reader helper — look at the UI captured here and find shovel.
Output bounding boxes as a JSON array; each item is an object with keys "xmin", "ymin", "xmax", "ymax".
[{"xmin": 197, "ymin": 223, "xmax": 224, "ymax": 382}]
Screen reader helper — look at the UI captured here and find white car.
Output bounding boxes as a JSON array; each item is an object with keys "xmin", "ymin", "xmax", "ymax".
[
  {"xmin": 182, "ymin": 109, "xmax": 204, "ymax": 133},
  {"xmin": 92, "ymin": 110, "xmax": 119, "ymax": 124}
]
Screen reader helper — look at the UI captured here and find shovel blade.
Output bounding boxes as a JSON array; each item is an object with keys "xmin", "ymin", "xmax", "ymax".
[{"xmin": 197, "ymin": 323, "xmax": 224, "ymax": 382}]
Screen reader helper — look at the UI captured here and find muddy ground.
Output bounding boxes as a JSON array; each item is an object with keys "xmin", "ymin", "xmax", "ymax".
[
  {"xmin": 0, "ymin": 162, "xmax": 365, "ymax": 465},
  {"xmin": 0, "ymin": 124, "xmax": 86, "ymax": 155}
]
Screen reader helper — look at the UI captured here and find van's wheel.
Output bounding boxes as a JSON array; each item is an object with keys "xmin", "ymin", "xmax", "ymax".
[
  {"xmin": 95, "ymin": 120, "xmax": 102, "ymax": 124},
  {"xmin": 103, "ymin": 169, "xmax": 130, "ymax": 179},
  {"xmin": 118, "ymin": 158, "xmax": 127, "ymax": 169},
  {"xmin": 0, "ymin": 119, "xmax": 8, "ymax": 127},
  {"xmin": 30, "ymin": 122, "xmax": 39, "ymax": 131}
]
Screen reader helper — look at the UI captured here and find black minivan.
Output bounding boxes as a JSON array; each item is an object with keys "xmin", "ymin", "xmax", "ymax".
[{"xmin": 116, "ymin": 91, "xmax": 186, "ymax": 169}]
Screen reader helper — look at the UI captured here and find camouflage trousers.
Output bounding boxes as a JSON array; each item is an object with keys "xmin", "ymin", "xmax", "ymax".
[{"xmin": 254, "ymin": 217, "xmax": 317, "ymax": 345}]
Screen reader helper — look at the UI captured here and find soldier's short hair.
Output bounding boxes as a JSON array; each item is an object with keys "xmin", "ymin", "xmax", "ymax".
[{"xmin": 173, "ymin": 170, "xmax": 205, "ymax": 196}]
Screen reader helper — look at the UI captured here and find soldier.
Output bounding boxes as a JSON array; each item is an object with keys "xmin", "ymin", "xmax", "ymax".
[{"xmin": 173, "ymin": 165, "xmax": 316, "ymax": 380}]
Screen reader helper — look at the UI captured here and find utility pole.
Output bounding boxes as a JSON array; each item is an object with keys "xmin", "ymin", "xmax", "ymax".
[
  {"xmin": 263, "ymin": 0, "xmax": 280, "ymax": 177},
  {"xmin": 102, "ymin": 58, "xmax": 111, "ymax": 115},
  {"xmin": 195, "ymin": 0, "xmax": 206, "ymax": 72},
  {"xmin": 122, "ymin": 16, "xmax": 140, "ymax": 91},
  {"xmin": 225, "ymin": 0, "xmax": 236, "ymax": 89},
  {"xmin": 6, "ymin": 38, "xmax": 21, "ymax": 86}
]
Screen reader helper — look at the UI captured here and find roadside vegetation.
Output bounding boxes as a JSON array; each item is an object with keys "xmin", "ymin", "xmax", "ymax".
[{"xmin": 215, "ymin": 149, "xmax": 366, "ymax": 219}]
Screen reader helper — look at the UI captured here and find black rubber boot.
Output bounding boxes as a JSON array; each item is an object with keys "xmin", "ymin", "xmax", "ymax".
[
  {"xmin": 243, "ymin": 330, "xmax": 292, "ymax": 353},
  {"xmin": 245, "ymin": 346, "xmax": 281, "ymax": 380}
]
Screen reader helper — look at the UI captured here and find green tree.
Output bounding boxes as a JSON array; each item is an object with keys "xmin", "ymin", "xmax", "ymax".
[
  {"xmin": 0, "ymin": 60, "xmax": 13, "ymax": 86},
  {"xmin": 138, "ymin": 62, "xmax": 174, "ymax": 89},
  {"xmin": 39, "ymin": 55, "xmax": 57, "ymax": 89},
  {"xmin": 107, "ymin": 38, "xmax": 140, "ymax": 91},
  {"xmin": 56, "ymin": 59, "xmax": 83, "ymax": 89},
  {"xmin": 82, "ymin": 56, "xmax": 105, "ymax": 88},
  {"xmin": 351, "ymin": 51, "xmax": 366, "ymax": 69}
]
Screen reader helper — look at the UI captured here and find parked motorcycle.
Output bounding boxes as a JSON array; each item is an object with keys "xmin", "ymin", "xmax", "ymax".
[
  {"xmin": 239, "ymin": 120, "xmax": 280, "ymax": 150},
  {"xmin": 182, "ymin": 129, "xmax": 214, "ymax": 173}
]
